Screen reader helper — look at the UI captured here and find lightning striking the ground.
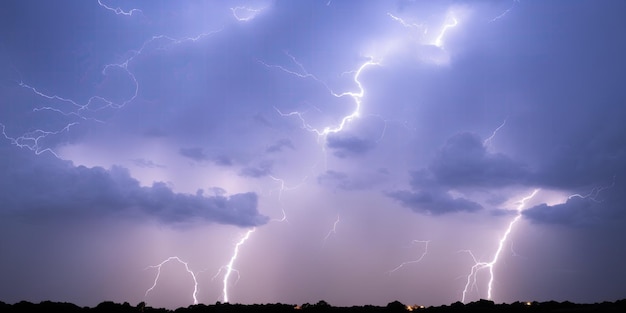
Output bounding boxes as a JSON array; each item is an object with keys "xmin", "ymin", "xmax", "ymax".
[
  {"xmin": 145, "ymin": 257, "xmax": 199, "ymax": 305},
  {"xmin": 220, "ymin": 228, "xmax": 256, "ymax": 303},
  {"xmin": 388, "ymin": 240, "xmax": 430, "ymax": 274},
  {"xmin": 460, "ymin": 189, "xmax": 540, "ymax": 303}
]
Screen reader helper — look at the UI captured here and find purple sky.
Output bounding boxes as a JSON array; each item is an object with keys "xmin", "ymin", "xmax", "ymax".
[{"xmin": 1, "ymin": 0, "xmax": 626, "ymax": 309}]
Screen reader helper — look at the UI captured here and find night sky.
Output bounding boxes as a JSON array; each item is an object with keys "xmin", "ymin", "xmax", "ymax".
[{"xmin": 1, "ymin": 0, "xmax": 626, "ymax": 309}]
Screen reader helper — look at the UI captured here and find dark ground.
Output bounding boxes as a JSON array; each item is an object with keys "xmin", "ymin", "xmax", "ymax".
[{"xmin": 1, "ymin": 299, "xmax": 625, "ymax": 313}]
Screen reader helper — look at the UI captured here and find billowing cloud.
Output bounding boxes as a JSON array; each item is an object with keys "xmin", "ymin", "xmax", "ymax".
[
  {"xmin": 0, "ymin": 145, "xmax": 267, "ymax": 227},
  {"xmin": 425, "ymin": 132, "xmax": 529, "ymax": 188},
  {"xmin": 387, "ymin": 189, "xmax": 482, "ymax": 215},
  {"xmin": 326, "ymin": 135, "xmax": 376, "ymax": 158},
  {"xmin": 179, "ymin": 147, "xmax": 210, "ymax": 162}
]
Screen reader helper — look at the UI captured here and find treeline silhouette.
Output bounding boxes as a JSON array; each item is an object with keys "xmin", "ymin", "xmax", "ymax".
[{"xmin": 1, "ymin": 299, "xmax": 625, "ymax": 313}]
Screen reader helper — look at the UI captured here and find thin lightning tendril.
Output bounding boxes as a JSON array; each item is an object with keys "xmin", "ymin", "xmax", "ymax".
[
  {"xmin": 3, "ymin": 30, "xmax": 221, "ymax": 157},
  {"xmin": 388, "ymin": 240, "xmax": 430, "ymax": 274},
  {"xmin": 322, "ymin": 215, "xmax": 341, "ymax": 246},
  {"xmin": 483, "ymin": 119, "xmax": 507, "ymax": 146},
  {"xmin": 568, "ymin": 175, "xmax": 616, "ymax": 203},
  {"xmin": 145, "ymin": 256, "xmax": 199, "ymax": 305},
  {"xmin": 460, "ymin": 189, "xmax": 540, "ymax": 303},
  {"xmin": 97, "ymin": 0, "xmax": 142, "ymax": 16}
]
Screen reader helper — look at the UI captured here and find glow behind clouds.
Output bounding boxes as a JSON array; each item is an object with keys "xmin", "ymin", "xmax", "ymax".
[{"xmin": 1, "ymin": 0, "xmax": 626, "ymax": 309}]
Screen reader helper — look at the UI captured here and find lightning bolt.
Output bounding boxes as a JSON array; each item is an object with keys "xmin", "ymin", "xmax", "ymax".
[
  {"xmin": 145, "ymin": 256, "xmax": 199, "ymax": 305},
  {"xmin": 322, "ymin": 215, "xmax": 341, "ymax": 246},
  {"xmin": 489, "ymin": 0, "xmax": 519, "ymax": 23},
  {"xmin": 388, "ymin": 240, "xmax": 430, "ymax": 274},
  {"xmin": 0, "ymin": 122, "xmax": 78, "ymax": 158},
  {"xmin": 220, "ymin": 228, "xmax": 255, "ymax": 303},
  {"xmin": 434, "ymin": 15, "xmax": 459, "ymax": 48},
  {"xmin": 387, "ymin": 13, "xmax": 427, "ymax": 34},
  {"xmin": 568, "ymin": 175, "xmax": 616, "ymax": 203},
  {"xmin": 230, "ymin": 6, "xmax": 264, "ymax": 22},
  {"xmin": 3, "ymin": 30, "xmax": 222, "ymax": 157},
  {"xmin": 483, "ymin": 119, "xmax": 507, "ymax": 146},
  {"xmin": 97, "ymin": 0, "xmax": 142, "ymax": 16},
  {"xmin": 460, "ymin": 188, "xmax": 540, "ymax": 303},
  {"xmin": 264, "ymin": 52, "xmax": 379, "ymax": 138}
]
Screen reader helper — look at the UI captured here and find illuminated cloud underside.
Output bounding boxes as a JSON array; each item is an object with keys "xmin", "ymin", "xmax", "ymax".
[{"xmin": 0, "ymin": 0, "xmax": 625, "ymax": 309}]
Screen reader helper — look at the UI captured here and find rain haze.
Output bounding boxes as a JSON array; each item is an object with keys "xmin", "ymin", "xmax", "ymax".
[{"xmin": 1, "ymin": 0, "xmax": 626, "ymax": 310}]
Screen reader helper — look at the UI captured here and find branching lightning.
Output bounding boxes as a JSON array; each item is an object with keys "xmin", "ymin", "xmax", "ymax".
[
  {"xmin": 460, "ymin": 189, "xmax": 540, "ymax": 303},
  {"xmin": 388, "ymin": 240, "xmax": 430, "ymax": 274},
  {"xmin": 3, "ymin": 30, "xmax": 221, "ymax": 157},
  {"xmin": 97, "ymin": 0, "xmax": 142, "ymax": 16},
  {"xmin": 145, "ymin": 256, "xmax": 199, "ymax": 305},
  {"xmin": 263, "ymin": 52, "xmax": 379, "ymax": 138},
  {"xmin": 568, "ymin": 175, "xmax": 616, "ymax": 202}
]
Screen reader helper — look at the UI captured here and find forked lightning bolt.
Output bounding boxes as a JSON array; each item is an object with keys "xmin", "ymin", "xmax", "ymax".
[
  {"xmin": 145, "ymin": 256, "xmax": 199, "ymax": 305},
  {"xmin": 568, "ymin": 175, "xmax": 616, "ymax": 203},
  {"xmin": 264, "ymin": 52, "xmax": 379, "ymax": 138},
  {"xmin": 460, "ymin": 189, "xmax": 540, "ymax": 303}
]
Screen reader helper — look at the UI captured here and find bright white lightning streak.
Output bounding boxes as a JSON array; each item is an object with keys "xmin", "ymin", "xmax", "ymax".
[
  {"xmin": 145, "ymin": 256, "xmax": 199, "ymax": 305},
  {"xmin": 434, "ymin": 16, "xmax": 459, "ymax": 48},
  {"xmin": 460, "ymin": 188, "xmax": 540, "ymax": 303},
  {"xmin": 221, "ymin": 228, "xmax": 255, "ymax": 303},
  {"xmin": 322, "ymin": 215, "xmax": 340, "ymax": 245},
  {"xmin": 97, "ymin": 0, "xmax": 142, "ymax": 16},
  {"xmin": 264, "ymin": 53, "xmax": 379, "ymax": 137},
  {"xmin": 388, "ymin": 240, "xmax": 430, "ymax": 274}
]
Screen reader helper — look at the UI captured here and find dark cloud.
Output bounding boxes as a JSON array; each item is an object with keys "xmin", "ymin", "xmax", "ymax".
[
  {"xmin": 213, "ymin": 155, "xmax": 233, "ymax": 166},
  {"xmin": 131, "ymin": 158, "xmax": 165, "ymax": 168},
  {"xmin": 387, "ymin": 189, "xmax": 482, "ymax": 215},
  {"xmin": 523, "ymin": 184, "xmax": 625, "ymax": 226},
  {"xmin": 179, "ymin": 147, "xmax": 210, "ymax": 162},
  {"xmin": 326, "ymin": 135, "xmax": 376, "ymax": 158},
  {"xmin": 239, "ymin": 160, "xmax": 273, "ymax": 178},
  {"xmin": 318, "ymin": 169, "xmax": 388, "ymax": 191},
  {"xmin": 424, "ymin": 132, "xmax": 529, "ymax": 188},
  {"xmin": 266, "ymin": 138, "xmax": 295, "ymax": 153},
  {"xmin": 0, "ymin": 145, "xmax": 267, "ymax": 227}
]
